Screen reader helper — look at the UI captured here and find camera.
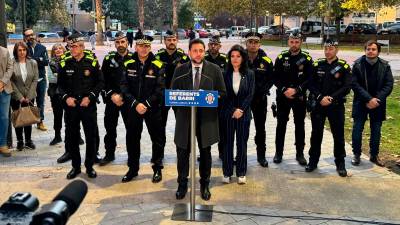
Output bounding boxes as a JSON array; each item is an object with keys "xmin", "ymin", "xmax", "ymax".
[{"xmin": 0, "ymin": 180, "xmax": 87, "ymax": 225}]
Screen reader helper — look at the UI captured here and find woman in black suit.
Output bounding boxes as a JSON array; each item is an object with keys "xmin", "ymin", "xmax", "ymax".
[{"xmin": 221, "ymin": 44, "xmax": 255, "ymax": 184}]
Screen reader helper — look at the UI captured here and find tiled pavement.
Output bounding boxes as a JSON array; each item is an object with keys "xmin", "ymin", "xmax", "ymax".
[{"xmin": 1, "ymin": 40, "xmax": 400, "ymax": 224}]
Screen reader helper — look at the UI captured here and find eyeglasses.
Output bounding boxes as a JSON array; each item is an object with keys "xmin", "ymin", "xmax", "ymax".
[{"xmin": 24, "ymin": 33, "xmax": 34, "ymax": 37}]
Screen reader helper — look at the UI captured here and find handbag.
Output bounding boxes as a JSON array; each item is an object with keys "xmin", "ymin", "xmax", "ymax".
[{"xmin": 11, "ymin": 102, "xmax": 41, "ymax": 128}]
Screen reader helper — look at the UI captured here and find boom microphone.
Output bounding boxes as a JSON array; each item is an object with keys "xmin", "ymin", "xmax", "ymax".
[{"xmin": 30, "ymin": 180, "xmax": 88, "ymax": 225}]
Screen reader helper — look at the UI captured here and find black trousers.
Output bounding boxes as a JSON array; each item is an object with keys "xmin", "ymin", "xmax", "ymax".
[
  {"xmin": 104, "ymin": 100, "xmax": 128, "ymax": 157},
  {"xmin": 126, "ymin": 108, "xmax": 165, "ymax": 172},
  {"xmin": 275, "ymin": 96, "xmax": 306, "ymax": 155},
  {"xmin": 176, "ymin": 123, "xmax": 212, "ymax": 186},
  {"xmin": 308, "ymin": 104, "xmax": 346, "ymax": 166},
  {"xmin": 11, "ymin": 99, "xmax": 35, "ymax": 142},
  {"xmin": 222, "ymin": 118, "xmax": 250, "ymax": 177},
  {"xmin": 251, "ymin": 97, "xmax": 268, "ymax": 160},
  {"xmin": 49, "ymin": 94, "xmax": 63, "ymax": 135},
  {"xmin": 64, "ymin": 105, "xmax": 97, "ymax": 169},
  {"xmin": 217, "ymin": 112, "xmax": 225, "ymax": 158}
]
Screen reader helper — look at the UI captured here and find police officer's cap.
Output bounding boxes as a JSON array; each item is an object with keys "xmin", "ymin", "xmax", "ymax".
[
  {"xmin": 115, "ymin": 31, "xmax": 126, "ymax": 40},
  {"xmin": 289, "ymin": 31, "xmax": 302, "ymax": 39},
  {"xmin": 135, "ymin": 35, "xmax": 153, "ymax": 45},
  {"xmin": 245, "ymin": 32, "xmax": 263, "ymax": 42},
  {"xmin": 164, "ymin": 30, "xmax": 177, "ymax": 38},
  {"xmin": 68, "ymin": 33, "xmax": 85, "ymax": 43},
  {"xmin": 209, "ymin": 35, "xmax": 221, "ymax": 44},
  {"xmin": 324, "ymin": 39, "xmax": 339, "ymax": 47}
]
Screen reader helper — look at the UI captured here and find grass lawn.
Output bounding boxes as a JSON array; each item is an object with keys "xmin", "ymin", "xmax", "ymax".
[{"xmin": 261, "ymin": 40, "xmax": 400, "ymax": 54}]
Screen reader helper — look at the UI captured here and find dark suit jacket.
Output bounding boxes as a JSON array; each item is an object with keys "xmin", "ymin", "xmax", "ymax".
[
  {"xmin": 222, "ymin": 69, "xmax": 255, "ymax": 121},
  {"xmin": 171, "ymin": 60, "xmax": 226, "ymax": 149},
  {"xmin": 352, "ymin": 56, "xmax": 394, "ymax": 121},
  {"xmin": 27, "ymin": 42, "xmax": 49, "ymax": 79},
  {"xmin": 10, "ymin": 59, "xmax": 39, "ymax": 101}
]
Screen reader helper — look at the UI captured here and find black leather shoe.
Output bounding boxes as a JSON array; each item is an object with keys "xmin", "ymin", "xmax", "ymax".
[
  {"xmin": 94, "ymin": 154, "xmax": 102, "ymax": 164},
  {"xmin": 25, "ymin": 141, "xmax": 36, "ymax": 150},
  {"xmin": 336, "ymin": 164, "xmax": 347, "ymax": 177},
  {"xmin": 370, "ymin": 156, "xmax": 385, "ymax": 167},
  {"xmin": 99, "ymin": 155, "xmax": 115, "ymax": 166},
  {"xmin": 200, "ymin": 185, "xmax": 211, "ymax": 201},
  {"xmin": 86, "ymin": 168, "xmax": 97, "ymax": 178},
  {"xmin": 273, "ymin": 154, "xmax": 282, "ymax": 164},
  {"xmin": 16, "ymin": 141, "xmax": 24, "ymax": 151},
  {"xmin": 197, "ymin": 156, "xmax": 200, "ymax": 162},
  {"xmin": 122, "ymin": 169, "xmax": 138, "ymax": 183},
  {"xmin": 49, "ymin": 136, "xmax": 62, "ymax": 146},
  {"xmin": 176, "ymin": 183, "xmax": 188, "ymax": 200},
  {"xmin": 152, "ymin": 170, "xmax": 162, "ymax": 183},
  {"xmin": 296, "ymin": 155, "xmax": 307, "ymax": 166},
  {"xmin": 67, "ymin": 168, "xmax": 81, "ymax": 179},
  {"xmin": 351, "ymin": 155, "xmax": 361, "ymax": 166},
  {"xmin": 79, "ymin": 138, "xmax": 85, "ymax": 145},
  {"xmin": 57, "ymin": 152, "xmax": 71, "ymax": 164},
  {"xmin": 258, "ymin": 158, "xmax": 269, "ymax": 168},
  {"xmin": 305, "ymin": 163, "xmax": 317, "ymax": 172}
]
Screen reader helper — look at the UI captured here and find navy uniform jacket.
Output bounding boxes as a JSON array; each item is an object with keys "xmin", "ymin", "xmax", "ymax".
[
  {"xmin": 309, "ymin": 58, "xmax": 352, "ymax": 105},
  {"xmin": 247, "ymin": 49, "xmax": 274, "ymax": 99},
  {"xmin": 57, "ymin": 53, "xmax": 104, "ymax": 107},
  {"xmin": 120, "ymin": 52, "xmax": 165, "ymax": 110},
  {"xmin": 155, "ymin": 48, "xmax": 189, "ymax": 89},
  {"xmin": 205, "ymin": 51, "xmax": 228, "ymax": 72},
  {"xmin": 274, "ymin": 49, "xmax": 313, "ymax": 98}
]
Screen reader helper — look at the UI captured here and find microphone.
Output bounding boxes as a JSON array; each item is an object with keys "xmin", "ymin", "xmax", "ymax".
[{"xmin": 30, "ymin": 180, "xmax": 88, "ymax": 225}]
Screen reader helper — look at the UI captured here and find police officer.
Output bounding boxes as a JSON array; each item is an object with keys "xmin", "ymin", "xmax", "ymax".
[
  {"xmin": 245, "ymin": 32, "xmax": 274, "ymax": 167},
  {"xmin": 155, "ymin": 30, "xmax": 189, "ymax": 137},
  {"xmin": 120, "ymin": 35, "xmax": 166, "ymax": 183},
  {"xmin": 306, "ymin": 39, "xmax": 351, "ymax": 177},
  {"xmin": 205, "ymin": 35, "xmax": 228, "ymax": 159},
  {"xmin": 99, "ymin": 31, "xmax": 131, "ymax": 166},
  {"xmin": 57, "ymin": 34, "xmax": 104, "ymax": 179},
  {"xmin": 205, "ymin": 35, "xmax": 227, "ymax": 71},
  {"xmin": 273, "ymin": 32, "xmax": 312, "ymax": 165}
]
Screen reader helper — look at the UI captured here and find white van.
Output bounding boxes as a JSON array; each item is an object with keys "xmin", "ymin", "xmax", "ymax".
[{"xmin": 230, "ymin": 26, "xmax": 246, "ymax": 36}]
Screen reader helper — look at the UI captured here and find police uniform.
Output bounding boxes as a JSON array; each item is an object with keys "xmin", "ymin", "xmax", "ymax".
[
  {"xmin": 100, "ymin": 32, "xmax": 131, "ymax": 164},
  {"xmin": 155, "ymin": 30, "xmax": 189, "ymax": 130},
  {"xmin": 120, "ymin": 35, "xmax": 166, "ymax": 183},
  {"xmin": 273, "ymin": 32, "xmax": 313, "ymax": 164},
  {"xmin": 245, "ymin": 32, "xmax": 274, "ymax": 167},
  {"xmin": 306, "ymin": 40, "xmax": 351, "ymax": 176},
  {"xmin": 58, "ymin": 48, "xmax": 102, "ymax": 164},
  {"xmin": 57, "ymin": 35, "xmax": 104, "ymax": 179},
  {"xmin": 205, "ymin": 35, "xmax": 228, "ymax": 159}
]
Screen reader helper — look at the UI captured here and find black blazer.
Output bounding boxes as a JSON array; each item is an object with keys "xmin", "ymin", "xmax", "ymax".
[
  {"xmin": 222, "ymin": 69, "xmax": 255, "ymax": 121},
  {"xmin": 352, "ymin": 56, "xmax": 394, "ymax": 121},
  {"xmin": 171, "ymin": 60, "xmax": 226, "ymax": 149}
]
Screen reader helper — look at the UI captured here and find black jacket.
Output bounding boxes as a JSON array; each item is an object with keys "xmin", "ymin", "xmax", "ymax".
[
  {"xmin": 27, "ymin": 42, "xmax": 49, "ymax": 79},
  {"xmin": 155, "ymin": 48, "xmax": 189, "ymax": 89},
  {"xmin": 247, "ymin": 49, "xmax": 274, "ymax": 99},
  {"xmin": 205, "ymin": 51, "xmax": 228, "ymax": 72},
  {"xmin": 274, "ymin": 49, "xmax": 313, "ymax": 98},
  {"xmin": 57, "ymin": 54, "xmax": 104, "ymax": 106},
  {"xmin": 352, "ymin": 56, "xmax": 394, "ymax": 121},
  {"xmin": 222, "ymin": 69, "xmax": 255, "ymax": 121},
  {"xmin": 120, "ymin": 52, "xmax": 165, "ymax": 110}
]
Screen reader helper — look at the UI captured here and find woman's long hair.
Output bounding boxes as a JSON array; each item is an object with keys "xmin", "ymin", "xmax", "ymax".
[
  {"xmin": 226, "ymin": 44, "xmax": 249, "ymax": 75},
  {"xmin": 13, "ymin": 41, "xmax": 30, "ymax": 62}
]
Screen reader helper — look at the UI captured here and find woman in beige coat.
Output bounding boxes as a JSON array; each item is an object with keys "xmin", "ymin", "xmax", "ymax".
[{"xmin": 10, "ymin": 41, "xmax": 38, "ymax": 151}]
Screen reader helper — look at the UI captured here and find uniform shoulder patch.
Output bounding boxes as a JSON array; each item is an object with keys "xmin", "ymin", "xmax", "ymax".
[
  {"xmin": 158, "ymin": 48, "xmax": 166, "ymax": 53},
  {"xmin": 92, "ymin": 59, "xmax": 98, "ymax": 67},
  {"xmin": 124, "ymin": 59, "xmax": 135, "ymax": 67},
  {"xmin": 152, "ymin": 60, "xmax": 163, "ymax": 68},
  {"xmin": 177, "ymin": 48, "xmax": 185, "ymax": 54},
  {"xmin": 220, "ymin": 53, "xmax": 227, "ymax": 57},
  {"xmin": 262, "ymin": 56, "xmax": 272, "ymax": 64},
  {"xmin": 301, "ymin": 50, "xmax": 310, "ymax": 55}
]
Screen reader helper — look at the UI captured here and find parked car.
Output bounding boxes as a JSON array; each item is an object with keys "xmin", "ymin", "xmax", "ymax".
[
  {"xmin": 378, "ymin": 23, "xmax": 400, "ymax": 34},
  {"xmin": 258, "ymin": 26, "xmax": 270, "ymax": 34},
  {"xmin": 285, "ymin": 27, "xmax": 300, "ymax": 35},
  {"xmin": 8, "ymin": 33, "xmax": 23, "ymax": 40},
  {"xmin": 37, "ymin": 32, "xmax": 60, "ymax": 38},
  {"xmin": 143, "ymin": 30, "xmax": 156, "ymax": 37},
  {"xmin": 240, "ymin": 28, "xmax": 256, "ymax": 37},
  {"xmin": 230, "ymin": 26, "xmax": 246, "ymax": 36},
  {"xmin": 265, "ymin": 25, "xmax": 289, "ymax": 35},
  {"xmin": 207, "ymin": 29, "xmax": 220, "ymax": 37},
  {"xmin": 301, "ymin": 21, "xmax": 328, "ymax": 34},
  {"xmin": 345, "ymin": 23, "xmax": 377, "ymax": 34},
  {"xmin": 177, "ymin": 28, "xmax": 187, "ymax": 39},
  {"xmin": 197, "ymin": 29, "xmax": 209, "ymax": 38}
]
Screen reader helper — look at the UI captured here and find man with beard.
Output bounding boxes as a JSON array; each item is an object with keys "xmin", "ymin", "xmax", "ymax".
[
  {"xmin": 205, "ymin": 36, "xmax": 227, "ymax": 72},
  {"xmin": 351, "ymin": 40, "xmax": 393, "ymax": 167},
  {"xmin": 245, "ymin": 32, "xmax": 274, "ymax": 167},
  {"xmin": 23, "ymin": 28, "xmax": 49, "ymax": 131},
  {"xmin": 273, "ymin": 32, "xmax": 313, "ymax": 166},
  {"xmin": 155, "ymin": 30, "xmax": 189, "ymax": 137},
  {"xmin": 171, "ymin": 39, "xmax": 226, "ymax": 201},
  {"xmin": 99, "ymin": 31, "xmax": 131, "ymax": 166},
  {"xmin": 120, "ymin": 35, "xmax": 166, "ymax": 183}
]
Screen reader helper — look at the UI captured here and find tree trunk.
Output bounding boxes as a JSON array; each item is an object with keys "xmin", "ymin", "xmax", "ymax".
[
  {"xmin": 95, "ymin": 0, "xmax": 104, "ymax": 45},
  {"xmin": 172, "ymin": 0, "xmax": 178, "ymax": 31},
  {"xmin": 138, "ymin": 0, "xmax": 144, "ymax": 30}
]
